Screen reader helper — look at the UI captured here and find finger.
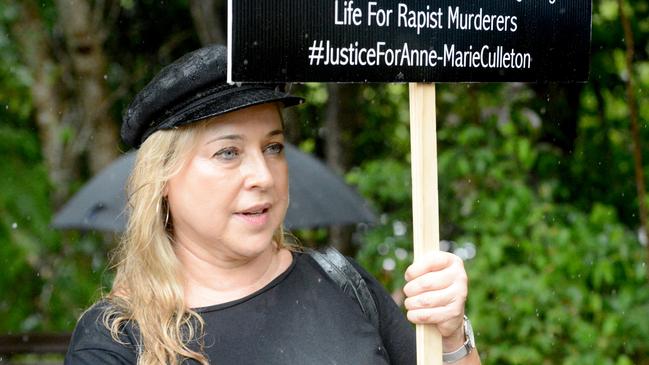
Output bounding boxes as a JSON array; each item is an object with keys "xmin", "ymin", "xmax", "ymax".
[
  {"xmin": 403, "ymin": 271, "xmax": 451, "ymax": 297},
  {"xmin": 405, "ymin": 251, "xmax": 459, "ymax": 282},
  {"xmin": 406, "ymin": 303, "xmax": 463, "ymax": 326},
  {"xmin": 403, "ymin": 285, "xmax": 456, "ymax": 311},
  {"xmin": 403, "ymin": 266, "xmax": 466, "ymax": 297},
  {"xmin": 409, "ymin": 308, "xmax": 466, "ymax": 339}
]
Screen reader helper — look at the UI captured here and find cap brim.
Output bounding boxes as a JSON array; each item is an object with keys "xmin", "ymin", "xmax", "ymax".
[{"xmin": 142, "ymin": 86, "xmax": 304, "ymax": 143}]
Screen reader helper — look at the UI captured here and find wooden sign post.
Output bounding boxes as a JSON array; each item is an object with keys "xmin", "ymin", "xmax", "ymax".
[
  {"xmin": 228, "ymin": 1, "xmax": 591, "ymax": 363},
  {"xmin": 409, "ymin": 82, "xmax": 441, "ymax": 363}
]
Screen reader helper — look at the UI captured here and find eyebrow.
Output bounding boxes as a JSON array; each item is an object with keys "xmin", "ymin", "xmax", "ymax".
[
  {"xmin": 267, "ymin": 129, "xmax": 284, "ymax": 137},
  {"xmin": 205, "ymin": 129, "xmax": 284, "ymax": 145}
]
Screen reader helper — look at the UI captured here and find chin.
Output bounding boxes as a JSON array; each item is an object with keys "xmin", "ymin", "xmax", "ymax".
[{"xmin": 233, "ymin": 233, "xmax": 278, "ymax": 258}]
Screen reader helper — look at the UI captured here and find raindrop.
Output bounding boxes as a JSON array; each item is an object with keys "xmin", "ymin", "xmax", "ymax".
[
  {"xmin": 395, "ymin": 248, "xmax": 408, "ymax": 260},
  {"xmin": 243, "ymin": 59, "xmax": 248, "ymax": 65},
  {"xmin": 393, "ymin": 221, "xmax": 407, "ymax": 236},
  {"xmin": 455, "ymin": 247, "xmax": 469, "ymax": 260},
  {"xmin": 382, "ymin": 258, "xmax": 396, "ymax": 271},
  {"xmin": 638, "ymin": 227, "xmax": 647, "ymax": 246},
  {"xmin": 378, "ymin": 243, "xmax": 390, "ymax": 256},
  {"xmin": 11, "ymin": 222, "xmax": 17, "ymax": 229},
  {"xmin": 464, "ymin": 242, "xmax": 476, "ymax": 259},
  {"xmin": 103, "ymin": 74, "xmax": 108, "ymax": 80}
]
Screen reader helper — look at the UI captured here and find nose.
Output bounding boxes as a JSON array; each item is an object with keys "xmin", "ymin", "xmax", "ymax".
[{"xmin": 241, "ymin": 151, "xmax": 274, "ymax": 190}]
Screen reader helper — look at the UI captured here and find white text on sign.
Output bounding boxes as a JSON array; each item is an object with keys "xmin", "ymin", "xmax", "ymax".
[{"xmin": 334, "ymin": 2, "xmax": 519, "ymax": 35}]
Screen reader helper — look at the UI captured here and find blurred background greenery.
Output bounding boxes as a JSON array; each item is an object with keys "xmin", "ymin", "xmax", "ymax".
[{"xmin": 1, "ymin": 0, "xmax": 648, "ymax": 364}]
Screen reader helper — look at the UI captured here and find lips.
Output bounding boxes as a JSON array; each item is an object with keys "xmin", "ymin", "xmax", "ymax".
[
  {"xmin": 237, "ymin": 203, "xmax": 271, "ymax": 215},
  {"xmin": 234, "ymin": 203, "xmax": 272, "ymax": 226}
]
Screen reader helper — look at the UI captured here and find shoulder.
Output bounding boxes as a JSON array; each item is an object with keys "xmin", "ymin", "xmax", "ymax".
[
  {"xmin": 301, "ymin": 248, "xmax": 396, "ymax": 315},
  {"xmin": 65, "ymin": 300, "xmax": 138, "ymax": 364},
  {"xmin": 346, "ymin": 256, "xmax": 417, "ymax": 365}
]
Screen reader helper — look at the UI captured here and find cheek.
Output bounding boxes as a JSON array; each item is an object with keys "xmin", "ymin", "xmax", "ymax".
[
  {"xmin": 273, "ymin": 163, "xmax": 289, "ymax": 197},
  {"xmin": 168, "ymin": 160, "xmax": 237, "ymax": 217}
]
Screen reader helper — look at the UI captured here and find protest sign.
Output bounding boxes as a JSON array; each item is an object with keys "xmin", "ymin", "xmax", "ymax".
[
  {"xmin": 229, "ymin": 1, "xmax": 592, "ymax": 363},
  {"xmin": 228, "ymin": 0, "xmax": 591, "ymax": 83}
]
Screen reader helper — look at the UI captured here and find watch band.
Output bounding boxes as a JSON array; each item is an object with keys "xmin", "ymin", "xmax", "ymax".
[
  {"xmin": 442, "ymin": 339, "xmax": 472, "ymax": 363},
  {"xmin": 442, "ymin": 315, "xmax": 475, "ymax": 363}
]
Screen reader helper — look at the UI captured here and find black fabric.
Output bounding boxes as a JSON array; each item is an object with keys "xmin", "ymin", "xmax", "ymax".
[
  {"xmin": 121, "ymin": 44, "xmax": 303, "ymax": 148},
  {"xmin": 308, "ymin": 247, "xmax": 380, "ymax": 330},
  {"xmin": 65, "ymin": 252, "xmax": 415, "ymax": 365}
]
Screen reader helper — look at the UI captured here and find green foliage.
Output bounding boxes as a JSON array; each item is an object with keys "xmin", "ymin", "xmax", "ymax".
[
  {"xmin": 351, "ymin": 82, "xmax": 649, "ymax": 363},
  {"xmin": 0, "ymin": 2, "xmax": 109, "ymax": 332},
  {"xmin": 0, "ymin": 121, "xmax": 109, "ymax": 331},
  {"xmin": 439, "ymin": 105, "xmax": 649, "ymax": 363}
]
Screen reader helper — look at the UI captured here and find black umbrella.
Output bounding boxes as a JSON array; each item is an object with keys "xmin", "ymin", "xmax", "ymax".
[{"xmin": 52, "ymin": 144, "xmax": 376, "ymax": 231}]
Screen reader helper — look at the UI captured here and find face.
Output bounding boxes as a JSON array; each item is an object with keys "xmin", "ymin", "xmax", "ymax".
[{"xmin": 166, "ymin": 103, "xmax": 289, "ymax": 261}]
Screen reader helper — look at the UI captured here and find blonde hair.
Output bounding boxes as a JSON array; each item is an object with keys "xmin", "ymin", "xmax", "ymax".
[{"xmin": 104, "ymin": 117, "xmax": 289, "ymax": 365}]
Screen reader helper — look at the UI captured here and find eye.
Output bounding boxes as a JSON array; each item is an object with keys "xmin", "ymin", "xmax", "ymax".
[
  {"xmin": 265, "ymin": 143, "xmax": 284, "ymax": 155},
  {"xmin": 213, "ymin": 147, "xmax": 239, "ymax": 161}
]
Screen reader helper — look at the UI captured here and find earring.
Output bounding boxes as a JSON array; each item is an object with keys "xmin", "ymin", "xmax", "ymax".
[{"xmin": 161, "ymin": 199, "xmax": 170, "ymax": 228}]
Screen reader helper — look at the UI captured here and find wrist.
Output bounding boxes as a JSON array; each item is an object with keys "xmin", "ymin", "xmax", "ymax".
[
  {"xmin": 442, "ymin": 326, "xmax": 466, "ymax": 352},
  {"xmin": 442, "ymin": 315, "xmax": 476, "ymax": 363}
]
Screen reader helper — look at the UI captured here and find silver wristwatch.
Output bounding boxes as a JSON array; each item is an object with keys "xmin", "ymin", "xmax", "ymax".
[{"xmin": 442, "ymin": 315, "xmax": 475, "ymax": 363}]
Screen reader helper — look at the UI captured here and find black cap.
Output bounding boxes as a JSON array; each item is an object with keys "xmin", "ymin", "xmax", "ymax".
[{"xmin": 121, "ymin": 45, "xmax": 304, "ymax": 148}]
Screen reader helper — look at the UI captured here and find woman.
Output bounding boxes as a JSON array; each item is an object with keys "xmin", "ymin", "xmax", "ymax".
[{"xmin": 65, "ymin": 45, "xmax": 481, "ymax": 365}]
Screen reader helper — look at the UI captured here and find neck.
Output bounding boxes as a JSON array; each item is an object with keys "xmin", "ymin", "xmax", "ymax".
[{"xmin": 174, "ymin": 240, "xmax": 292, "ymax": 308}]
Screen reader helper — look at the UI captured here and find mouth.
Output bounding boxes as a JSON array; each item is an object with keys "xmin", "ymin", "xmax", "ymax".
[
  {"xmin": 237, "ymin": 203, "xmax": 271, "ymax": 216},
  {"xmin": 234, "ymin": 203, "xmax": 272, "ymax": 226}
]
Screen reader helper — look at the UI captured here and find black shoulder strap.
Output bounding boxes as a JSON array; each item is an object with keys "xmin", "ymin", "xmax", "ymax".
[{"xmin": 308, "ymin": 247, "xmax": 380, "ymax": 330}]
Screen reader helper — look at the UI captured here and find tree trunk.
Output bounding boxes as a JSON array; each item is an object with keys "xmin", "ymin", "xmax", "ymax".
[
  {"xmin": 324, "ymin": 84, "xmax": 362, "ymax": 255},
  {"xmin": 10, "ymin": 1, "xmax": 72, "ymax": 207},
  {"xmin": 55, "ymin": 0, "xmax": 119, "ymax": 173},
  {"xmin": 11, "ymin": 0, "xmax": 119, "ymax": 203},
  {"xmin": 189, "ymin": 0, "xmax": 226, "ymax": 46},
  {"xmin": 618, "ymin": 0, "xmax": 649, "ymax": 279}
]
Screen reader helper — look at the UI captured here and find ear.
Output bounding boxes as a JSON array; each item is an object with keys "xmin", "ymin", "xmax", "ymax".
[{"xmin": 162, "ymin": 182, "xmax": 169, "ymax": 198}]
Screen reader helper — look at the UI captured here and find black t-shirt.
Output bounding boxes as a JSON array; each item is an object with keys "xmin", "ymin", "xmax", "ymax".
[{"xmin": 65, "ymin": 252, "xmax": 416, "ymax": 364}]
